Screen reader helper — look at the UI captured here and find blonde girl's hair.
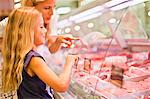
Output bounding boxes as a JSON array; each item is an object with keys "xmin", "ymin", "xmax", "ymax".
[
  {"xmin": 21, "ymin": 0, "xmax": 45, "ymax": 6},
  {"xmin": 2, "ymin": 7, "xmax": 41, "ymax": 92}
]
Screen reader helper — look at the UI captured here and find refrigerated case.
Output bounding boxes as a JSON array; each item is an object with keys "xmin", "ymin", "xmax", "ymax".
[{"xmin": 54, "ymin": 0, "xmax": 150, "ymax": 99}]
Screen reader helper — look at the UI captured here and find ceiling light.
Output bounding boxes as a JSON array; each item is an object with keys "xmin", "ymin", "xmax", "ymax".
[
  {"xmin": 65, "ymin": 28, "xmax": 71, "ymax": 33},
  {"xmin": 57, "ymin": 29, "xmax": 62, "ymax": 34},
  {"xmin": 56, "ymin": 7, "xmax": 71, "ymax": 15},
  {"xmin": 117, "ymin": 20, "xmax": 120, "ymax": 24},
  {"xmin": 108, "ymin": 18, "xmax": 117, "ymax": 24},
  {"xmin": 88, "ymin": 23, "xmax": 94, "ymax": 28},
  {"xmin": 74, "ymin": 25, "xmax": 80, "ymax": 31}
]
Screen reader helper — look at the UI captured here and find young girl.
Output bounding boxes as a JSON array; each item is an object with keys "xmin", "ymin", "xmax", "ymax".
[{"xmin": 2, "ymin": 7, "xmax": 77, "ymax": 98}]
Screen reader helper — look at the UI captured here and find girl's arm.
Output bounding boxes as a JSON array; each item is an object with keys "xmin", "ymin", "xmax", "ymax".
[{"xmin": 28, "ymin": 55, "xmax": 77, "ymax": 92}]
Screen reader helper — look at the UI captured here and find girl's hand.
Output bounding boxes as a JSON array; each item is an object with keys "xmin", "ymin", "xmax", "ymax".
[{"xmin": 66, "ymin": 54, "xmax": 79, "ymax": 66}]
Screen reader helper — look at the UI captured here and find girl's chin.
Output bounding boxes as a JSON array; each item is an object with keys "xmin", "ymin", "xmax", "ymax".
[
  {"xmin": 44, "ymin": 20, "xmax": 50, "ymax": 25},
  {"xmin": 42, "ymin": 40, "xmax": 46, "ymax": 44},
  {"xmin": 38, "ymin": 43, "xmax": 45, "ymax": 46},
  {"xmin": 39, "ymin": 40, "xmax": 45, "ymax": 45}
]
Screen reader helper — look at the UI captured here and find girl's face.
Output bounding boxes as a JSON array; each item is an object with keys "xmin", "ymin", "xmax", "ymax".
[
  {"xmin": 34, "ymin": 15, "xmax": 47, "ymax": 46},
  {"xmin": 35, "ymin": 0, "xmax": 55, "ymax": 25}
]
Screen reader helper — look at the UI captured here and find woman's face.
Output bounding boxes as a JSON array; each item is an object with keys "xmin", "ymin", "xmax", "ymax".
[
  {"xmin": 35, "ymin": 0, "xmax": 55, "ymax": 25},
  {"xmin": 34, "ymin": 15, "xmax": 47, "ymax": 46}
]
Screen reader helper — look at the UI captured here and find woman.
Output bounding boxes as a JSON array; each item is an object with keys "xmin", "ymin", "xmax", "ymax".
[
  {"xmin": 2, "ymin": 7, "xmax": 77, "ymax": 98},
  {"xmin": 0, "ymin": 0, "xmax": 77, "ymax": 53},
  {"xmin": 21, "ymin": 0, "xmax": 77, "ymax": 53}
]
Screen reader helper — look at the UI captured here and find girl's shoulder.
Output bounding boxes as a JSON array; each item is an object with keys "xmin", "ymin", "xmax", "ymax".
[{"xmin": 24, "ymin": 50, "xmax": 45, "ymax": 68}]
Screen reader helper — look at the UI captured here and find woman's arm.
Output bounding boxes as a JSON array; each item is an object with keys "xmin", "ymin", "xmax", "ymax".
[
  {"xmin": 47, "ymin": 34, "xmax": 79, "ymax": 53},
  {"xmin": 47, "ymin": 35, "xmax": 62, "ymax": 53}
]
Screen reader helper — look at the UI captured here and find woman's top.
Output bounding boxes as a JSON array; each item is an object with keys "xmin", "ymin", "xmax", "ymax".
[
  {"xmin": 17, "ymin": 50, "xmax": 54, "ymax": 99},
  {"xmin": 0, "ymin": 18, "xmax": 8, "ymax": 37}
]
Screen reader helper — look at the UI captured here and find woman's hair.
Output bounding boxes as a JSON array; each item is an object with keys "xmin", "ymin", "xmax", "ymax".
[
  {"xmin": 2, "ymin": 7, "xmax": 41, "ymax": 92},
  {"xmin": 21, "ymin": 0, "xmax": 45, "ymax": 6}
]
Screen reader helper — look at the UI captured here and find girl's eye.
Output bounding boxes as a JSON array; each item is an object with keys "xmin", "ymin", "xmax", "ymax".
[
  {"xmin": 44, "ymin": 6, "xmax": 51, "ymax": 10},
  {"xmin": 40, "ymin": 26, "xmax": 44, "ymax": 28}
]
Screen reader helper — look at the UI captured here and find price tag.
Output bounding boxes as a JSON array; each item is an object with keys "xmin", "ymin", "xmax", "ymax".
[
  {"xmin": 84, "ymin": 58, "xmax": 91, "ymax": 72},
  {"xmin": 110, "ymin": 65, "xmax": 124, "ymax": 88}
]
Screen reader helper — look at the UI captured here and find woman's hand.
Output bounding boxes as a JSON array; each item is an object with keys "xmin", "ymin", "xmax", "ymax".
[
  {"xmin": 55, "ymin": 34, "xmax": 79, "ymax": 48},
  {"xmin": 48, "ymin": 34, "xmax": 79, "ymax": 53}
]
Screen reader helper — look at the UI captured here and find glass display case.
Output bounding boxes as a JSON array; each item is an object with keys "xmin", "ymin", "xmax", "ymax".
[{"xmin": 53, "ymin": 0, "xmax": 150, "ymax": 99}]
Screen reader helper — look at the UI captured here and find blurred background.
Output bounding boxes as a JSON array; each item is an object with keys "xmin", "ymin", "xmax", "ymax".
[{"xmin": 1, "ymin": 1, "xmax": 150, "ymax": 99}]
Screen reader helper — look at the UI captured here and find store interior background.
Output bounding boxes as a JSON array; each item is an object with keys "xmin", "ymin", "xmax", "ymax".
[{"xmin": 0, "ymin": 0, "xmax": 150, "ymax": 99}]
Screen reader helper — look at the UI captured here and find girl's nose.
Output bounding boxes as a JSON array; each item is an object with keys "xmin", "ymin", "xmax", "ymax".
[
  {"xmin": 48, "ymin": 8, "xmax": 53, "ymax": 16},
  {"xmin": 44, "ymin": 27, "xmax": 47, "ymax": 33}
]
